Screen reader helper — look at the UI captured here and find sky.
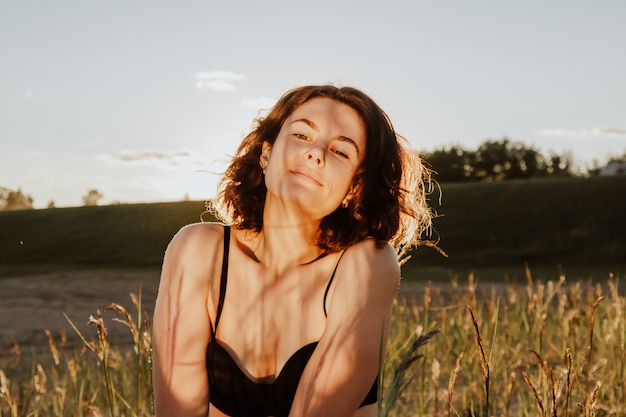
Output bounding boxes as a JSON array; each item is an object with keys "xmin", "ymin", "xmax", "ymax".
[{"xmin": 1, "ymin": 0, "xmax": 625, "ymax": 208}]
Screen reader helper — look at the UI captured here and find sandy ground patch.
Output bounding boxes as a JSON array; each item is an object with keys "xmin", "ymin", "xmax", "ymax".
[{"xmin": 0, "ymin": 269, "xmax": 161, "ymax": 354}]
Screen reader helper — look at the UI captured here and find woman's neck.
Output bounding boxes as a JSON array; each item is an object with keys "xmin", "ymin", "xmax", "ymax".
[{"xmin": 249, "ymin": 200, "xmax": 325, "ymax": 275}]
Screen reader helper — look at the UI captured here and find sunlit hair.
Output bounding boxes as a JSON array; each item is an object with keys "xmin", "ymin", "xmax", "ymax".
[{"xmin": 210, "ymin": 85, "xmax": 436, "ymax": 256}]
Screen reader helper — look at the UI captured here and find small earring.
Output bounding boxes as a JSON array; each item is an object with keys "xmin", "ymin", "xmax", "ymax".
[{"xmin": 341, "ymin": 199, "xmax": 349, "ymax": 208}]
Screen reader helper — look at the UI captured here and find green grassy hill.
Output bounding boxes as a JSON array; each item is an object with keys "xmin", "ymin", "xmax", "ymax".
[
  {"xmin": 406, "ymin": 175, "xmax": 626, "ymax": 280},
  {"xmin": 1, "ymin": 176, "xmax": 625, "ymax": 278},
  {"xmin": 0, "ymin": 200, "xmax": 211, "ymax": 272}
]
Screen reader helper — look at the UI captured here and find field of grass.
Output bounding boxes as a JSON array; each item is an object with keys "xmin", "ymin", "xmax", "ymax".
[
  {"xmin": 1, "ymin": 269, "xmax": 624, "ymax": 416},
  {"xmin": 386, "ymin": 270, "xmax": 626, "ymax": 416},
  {"xmin": 409, "ymin": 175, "xmax": 626, "ymax": 272},
  {"xmin": 0, "ymin": 200, "xmax": 206, "ymax": 273}
]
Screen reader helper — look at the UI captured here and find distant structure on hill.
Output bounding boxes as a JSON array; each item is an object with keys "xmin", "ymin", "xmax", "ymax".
[{"xmin": 599, "ymin": 159, "xmax": 625, "ymax": 175}]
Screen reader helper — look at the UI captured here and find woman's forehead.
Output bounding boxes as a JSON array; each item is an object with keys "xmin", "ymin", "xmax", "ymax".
[{"xmin": 287, "ymin": 98, "xmax": 364, "ymax": 131}]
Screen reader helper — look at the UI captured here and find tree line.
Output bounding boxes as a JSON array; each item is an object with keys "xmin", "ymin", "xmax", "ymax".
[
  {"xmin": 0, "ymin": 187, "xmax": 103, "ymax": 211},
  {"xmin": 424, "ymin": 137, "xmax": 579, "ymax": 182}
]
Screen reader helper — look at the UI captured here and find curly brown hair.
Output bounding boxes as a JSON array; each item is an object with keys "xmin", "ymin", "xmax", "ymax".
[{"xmin": 211, "ymin": 85, "xmax": 435, "ymax": 255}]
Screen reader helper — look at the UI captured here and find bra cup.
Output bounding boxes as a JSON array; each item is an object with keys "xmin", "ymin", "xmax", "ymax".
[{"xmin": 207, "ymin": 341, "xmax": 317, "ymax": 417}]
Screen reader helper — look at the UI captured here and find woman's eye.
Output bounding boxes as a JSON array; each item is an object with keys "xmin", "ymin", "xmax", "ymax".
[
  {"xmin": 294, "ymin": 133, "xmax": 309, "ymax": 141},
  {"xmin": 333, "ymin": 149, "xmax": 349, "ymax": 159}
]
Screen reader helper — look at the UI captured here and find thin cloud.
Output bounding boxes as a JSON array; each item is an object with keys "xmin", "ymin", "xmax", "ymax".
[
  {"xmin": 118, "ymin": 149, "xmax": 191, "ymax": 164},
  {"xmin": 97, "ymin": 148, "xmax": 204, "ymax": 170},
  {"xmin": 535, "ymin": 127, "xmax": 626, "ymax": 139},
  {"xmin": 241, "ymin": 97, "xmax": 276, "ymax": 110},
  {"xmin": 194, "ymin": 70, "xmax": 246, "ymax": 92}
]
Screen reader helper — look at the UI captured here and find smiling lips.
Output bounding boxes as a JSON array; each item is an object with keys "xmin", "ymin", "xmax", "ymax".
[{"xmin": 290, "ymin": 169, "xmax": 323, "ymax": 186}]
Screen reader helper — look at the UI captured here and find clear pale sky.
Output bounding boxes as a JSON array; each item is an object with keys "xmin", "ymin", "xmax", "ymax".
[{"xmin": 2, "ymin": 0, "xmax": 625, "ymax": 208}]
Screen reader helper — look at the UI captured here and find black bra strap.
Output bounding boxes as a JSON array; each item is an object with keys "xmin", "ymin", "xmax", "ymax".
[
  {"xmin": 212, "ymin": 225, "xmax": 230, "ymax": 338},
  {"xmin": 323, "ymin": 250, "xmax": 346, "ymax": 317}
]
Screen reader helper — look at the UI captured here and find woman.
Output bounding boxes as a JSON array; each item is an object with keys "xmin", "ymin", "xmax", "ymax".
[{"xmin": 152, "ymin": 85, "xmax": 434, "ymax": 417}]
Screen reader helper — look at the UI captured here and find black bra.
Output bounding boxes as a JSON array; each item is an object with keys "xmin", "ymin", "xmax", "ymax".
[{"xmin": 206, "ymin": 226, "xmax": 378, "ymax": 417}]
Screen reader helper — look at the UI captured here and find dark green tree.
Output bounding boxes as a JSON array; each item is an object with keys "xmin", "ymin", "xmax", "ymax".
[
  {"xmin": 425, "ymin": 138, "xmax": 573, "ymax": 182},
  {"xmin": 426, "ymin": 145, "xmax": 476, "ymax": 182},
  {"xmin": 547, "ymin": 152, "xmax": 573, "ymax": 177}
]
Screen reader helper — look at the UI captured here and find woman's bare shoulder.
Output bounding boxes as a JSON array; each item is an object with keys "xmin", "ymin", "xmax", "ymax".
[
  {"xmin": 343, "ymin": 239, "xmax": 400, "ymax": 283},
  {"xmin": 162, "ymin": 222, "xmax": 227, "ymax": 283},
  {"xmin": 167, "ymin": 222, "xmax": 225, "ymax": 253},
  {"xmin": 172, "ymin": 221, "xmax": 225, "ymax": 240},
  {"xmin": 326, "ymin": 239, "xmax": 400, "ymax": 314}
]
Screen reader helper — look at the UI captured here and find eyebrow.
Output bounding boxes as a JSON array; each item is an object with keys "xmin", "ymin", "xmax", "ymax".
[{"xmin": 290, "ymin": 118, "xmax": 361, "ymax": 155}]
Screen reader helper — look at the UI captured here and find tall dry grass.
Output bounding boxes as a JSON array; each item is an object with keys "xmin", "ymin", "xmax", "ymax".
[
  {"xmin": 382, "ymin": 269, "xmax": 625, "ymax": 416},
  {"xmin": 0, "ymin": 289, "xmax": 152, "ymax": 417},
  {"xmin": 1, "ymin": 270, "xmax": 625, "ymax": 416}
]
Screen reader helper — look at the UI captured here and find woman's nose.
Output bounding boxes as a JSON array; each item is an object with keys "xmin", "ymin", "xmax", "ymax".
[{"xmin": 305, "ymin": 145, "xmax": 325, "ymax": 165}]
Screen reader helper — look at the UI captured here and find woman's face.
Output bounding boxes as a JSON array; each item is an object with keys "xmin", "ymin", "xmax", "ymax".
[{"xmin": 260, "ymin": 97, "xmax": 366, "ymax": 218}]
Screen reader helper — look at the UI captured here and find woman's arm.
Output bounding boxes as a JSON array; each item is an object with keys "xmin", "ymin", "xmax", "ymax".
[
  {"xmin": 152, "ymin": 224, "xmax": 222, "ymax": 417},
  {"xmin": 289, "ymin": 240, "xmax": 400, "ymax": 417}
]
